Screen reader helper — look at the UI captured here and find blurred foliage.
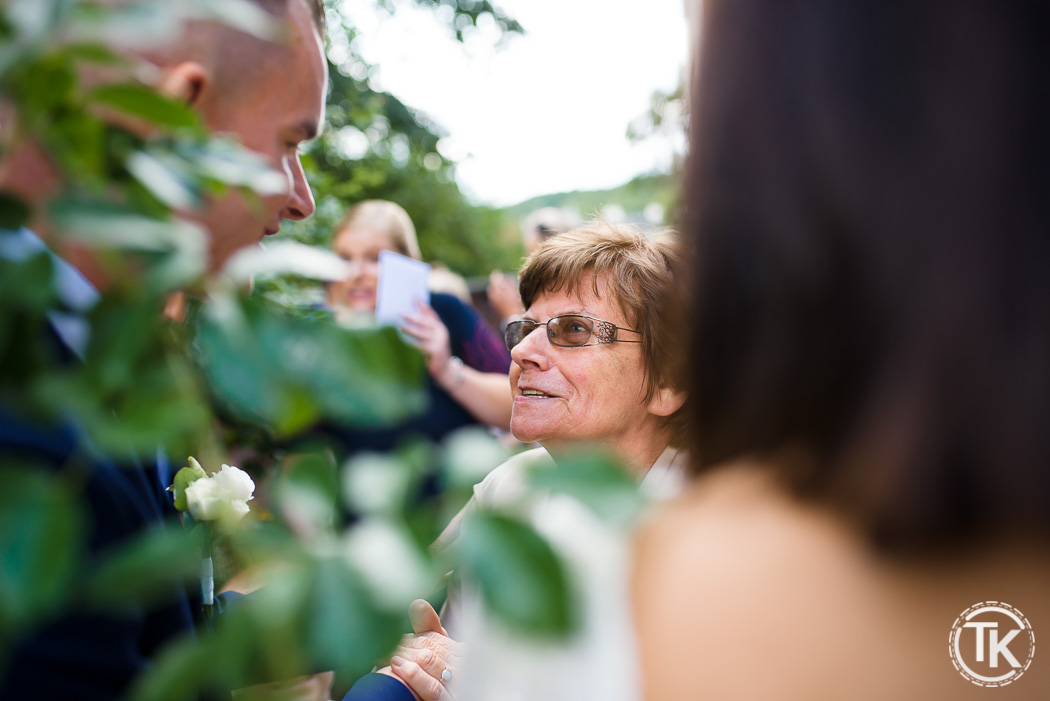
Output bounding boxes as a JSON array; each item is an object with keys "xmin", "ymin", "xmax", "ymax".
[
  {"xmin": 0, "ymin": 1, "xmax": 639, "ymax": 698},
  {"xmin": 269, "ymin": 0, "xmax": 526, "ymax": 304},
  {"xmin": 626, "ymin": 73, "xmax": 687, "ymax": 150},
  {"xmin": 504, "ymin": 172, "xmax": 680, "ymax": 227}
]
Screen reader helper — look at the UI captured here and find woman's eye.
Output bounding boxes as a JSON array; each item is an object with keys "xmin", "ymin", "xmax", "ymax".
[{"xmin": 568, "ymin": 323, "xmax": 586, "ymax": 334}]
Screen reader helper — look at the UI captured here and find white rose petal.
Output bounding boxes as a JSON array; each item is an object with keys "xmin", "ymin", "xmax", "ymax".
[
  {"xmin": 217, "ymin": 498, "xmax": 251, "ymax": 534},
  {"xmin": 185, "ymin": 477, "xmax": 228, "ymax": 522},
  {"xmin": 183, "ymin": 464, "xmax": 255, "ymax": 531},
  {"xmin": 213, "ymin": 464, "xmax": 255, "ymax": 503}
]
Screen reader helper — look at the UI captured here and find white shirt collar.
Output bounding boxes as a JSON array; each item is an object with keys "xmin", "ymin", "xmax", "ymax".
[
  {"xmin": 0, "ymin": 227, "xmax": 99, "ymax": 358},
  {"xmin": 639, "ymin": 445, "xmax": 689, "ymax": 502}
]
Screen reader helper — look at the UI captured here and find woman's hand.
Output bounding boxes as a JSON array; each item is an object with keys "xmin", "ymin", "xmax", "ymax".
[
  {"xmin": 487, "ymin": 271, "xmax": 523, "ymax": 321},
  {"xmin": 377, "ymin": 600, "xmax": 462, "ymax": 701},
  {"xmin": 400, "ymin": 301, "xmax": 456, "ymax": 386}
]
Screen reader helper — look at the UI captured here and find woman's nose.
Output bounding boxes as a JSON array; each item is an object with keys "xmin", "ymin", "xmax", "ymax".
[
  {"xmin": 343, "ymin": 259, "xmax": 364, "ymax": 280},
  {"xmin": 511, "ymin": 324, "xmax": 551, "ymax": 370}
]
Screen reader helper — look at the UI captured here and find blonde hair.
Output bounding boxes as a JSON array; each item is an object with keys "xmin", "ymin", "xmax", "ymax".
[
  {"xmin": 519, "ymin": 220, "xmax": 689, "ymax": 446},
  {"xmin": 333, "ymin": 200, "xmax": 421, "ymax": 260}
]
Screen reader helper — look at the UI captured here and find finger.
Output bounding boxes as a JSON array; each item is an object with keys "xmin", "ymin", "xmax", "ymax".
[
  {"xmin": 397, "ymin": 631, "xmax": 451, "ymax": 653},
  {"xmin": 400, "ymin": 311, "xmax": 428, "ymax": 326},
  {"xmin": 409, "ymin": 599, "xmax": 448, "ymax": 636},
  {"xmin": 391, "ymin": 647, "xmax": 443, "ymax": 678},
  {"xmin": 415, "ymin": 300, "xmax": 441, "ymax": 322},
  {"xmin": 399, "ymin": 322, "xmax": 427, "ymax": 341},
  {"xmin": 390, "ymin": 657, "xmax": 452, "ymax": 701},
  {"xmin": 404, "ymin": 632, "xmax": 457, "ymax": 657}
]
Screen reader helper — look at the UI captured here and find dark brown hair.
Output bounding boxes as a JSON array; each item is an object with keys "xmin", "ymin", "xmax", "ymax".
[
  {"xmin": 687, "ymin": 0, "xmax": 1050, "ymax": 545},
  {"xmin": 519, "ymin": 221, "xmax": 690, "ymax": 447}
]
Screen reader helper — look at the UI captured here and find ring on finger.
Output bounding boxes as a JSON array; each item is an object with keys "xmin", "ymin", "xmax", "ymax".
[{"xmin": 441, "ymin": 669, "xmax": 453, "ymax": 684}]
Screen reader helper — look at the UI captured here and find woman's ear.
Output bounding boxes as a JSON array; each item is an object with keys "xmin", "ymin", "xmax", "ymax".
[
  {"xmin": 647, "ymin": 387, "xmax": 687, "ymax": 417},
  {"xmin": 158, "ymin": 61, "xmax": 209, "ymax": 106}
]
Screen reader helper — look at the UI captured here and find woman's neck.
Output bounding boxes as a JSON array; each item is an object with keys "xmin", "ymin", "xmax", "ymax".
[{"xmin": 544, "ymin": 427, "xmax": 672, "ymax": 479}]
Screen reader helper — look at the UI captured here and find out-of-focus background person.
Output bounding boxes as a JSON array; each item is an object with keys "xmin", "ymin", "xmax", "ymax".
[
  {"xmin": 324, "ymin": 200, "xmax": 512, "ymax": 455},
  {"xmin": 486, "ymin": 207, "xmax": 579, "ymax": 326},
  {"xmin": 634, "ymin": 1, "xmax": 1050, "ymax": 699}
]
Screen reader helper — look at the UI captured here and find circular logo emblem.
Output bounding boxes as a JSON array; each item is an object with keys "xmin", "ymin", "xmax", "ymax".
[{"xmin": 949, "ymin": 601, "xmax": 1035, "ymax": 687}]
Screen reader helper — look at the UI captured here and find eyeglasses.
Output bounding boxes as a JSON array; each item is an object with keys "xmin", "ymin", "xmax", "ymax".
[{"xmin": 504, "ymin": 314, "xmax": 642, "ymax": 352}]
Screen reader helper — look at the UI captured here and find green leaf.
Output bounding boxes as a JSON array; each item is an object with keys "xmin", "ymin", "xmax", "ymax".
[
  {"xmin": 459, "ymin": 511, "xmax": 574, "ymax": 637},
  {"xmin": 129, "ymin": 633, "xmax": 216, "ymax": 701},
  {"xmin": 56, "ymin": 42, "xmax": 125, "ymax": 66},
  {"xmin": 305, "ymin": 557, "xmax": 403, "ymax": 678},
  {"xmin": 0, "ymin": 250, "xmax": 58, "ymax": 313},
  {"xmin": 0, "ymin": 191, "xmax": 31, "ymax": 230},
  {"xmin": 170, "ymin": 461, "xmax": 207, "ymax": 512},
  {"xmin": 0, "ymin": 464, "xmax": 83, "ymax": 635},
  {"xmin": 527, "ymin": 450, "xmax": 646, "ymax": 526},
  {"xmin": 195, "ymin": 297, "xmax": 427, "ymax": 436},
  {"xmin": 84, "ymin": 526, "xmax": 202, "ymax": 609},
  {"xmin": 126, "ymin": 148, "xmax": 199, "ymax": 210},
  {"xmin": 280, "ymin": 452, "xmax": 339, "ymax": 502},
  {"xmin": 342, "ymin": 451, "xmax": 416, "ymax": 518},
  {"xmin": 275, "ymin": 452, "xmax": 340, "ymax": 534},
  {"xmin": 88, "ymin": 83, "xmax": 200, "ymax": 130},
  {"xmin": 177, "ymin": 136, "xmax": 286, "ymax": 194}
]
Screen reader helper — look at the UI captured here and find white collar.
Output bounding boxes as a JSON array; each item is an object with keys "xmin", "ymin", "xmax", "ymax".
[
  {"xmin": 639, "ymin": 445, "xmax": 689, "ymax": 502},
  {"xmin": 1, "ymin": 227, "xmax": 99, "ymax": 358}
]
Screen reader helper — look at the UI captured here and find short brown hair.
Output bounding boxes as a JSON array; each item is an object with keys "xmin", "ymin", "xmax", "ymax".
[
  {"xmin": 188, "ymin": 0, "xmax": 326, "ymax": 101},
  {"xmin": 519, "ymin": 221, "xmax": 689, "ymax": 446},
  {"xmin": 247, "ymin": 0, "xmax": 325, "ymax": 39}
]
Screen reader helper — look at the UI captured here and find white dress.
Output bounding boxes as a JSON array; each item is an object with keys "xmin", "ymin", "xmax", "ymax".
[{"xmin": 441, "ymin": 445, "xmax": 688, "ymax": 701}]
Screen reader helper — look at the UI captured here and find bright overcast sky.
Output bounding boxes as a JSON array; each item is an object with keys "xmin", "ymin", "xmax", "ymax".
[{"xmin": 335, "ymin": 0, "xmax": 690, "ymax": 207}]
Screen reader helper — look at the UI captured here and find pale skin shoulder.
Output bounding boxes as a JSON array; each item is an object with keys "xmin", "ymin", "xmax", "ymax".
[{"xmin": 632, "ymin": 462, "xmax": 1050, "ymax": 701}]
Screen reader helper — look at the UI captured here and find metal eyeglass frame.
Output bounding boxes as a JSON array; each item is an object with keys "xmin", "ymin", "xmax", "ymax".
[{"xmin": 504, "ymin": 314, "xmax": 642, "ymax": 352}]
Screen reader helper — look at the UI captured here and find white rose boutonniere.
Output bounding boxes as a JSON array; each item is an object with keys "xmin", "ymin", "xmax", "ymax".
[
  {"xmin": 169, "ymin": 457, "xmax": 255, "ymax": 617},
  {"xmin": 185, "ymin": 463, "xmax": 256, "ymax": 533}
]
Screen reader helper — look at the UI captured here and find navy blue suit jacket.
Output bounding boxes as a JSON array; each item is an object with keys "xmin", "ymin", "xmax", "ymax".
[{"xmin": 0, "ymin": 408, "xmax": 200, "ymax": 700}]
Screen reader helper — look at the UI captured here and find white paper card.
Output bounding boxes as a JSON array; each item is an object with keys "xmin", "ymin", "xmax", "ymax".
[{"xmin": 376, "ymin": 249, "xmax": 431, "ymax": 328}]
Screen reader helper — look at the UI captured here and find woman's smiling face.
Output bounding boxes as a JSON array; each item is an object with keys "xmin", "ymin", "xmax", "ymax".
[
  {"xmin": 509, "ymin": 273, "xmax": 659, "ymax": 454},
  {"xmin": 327, "ymin": 227, "xmax": 396, "ymax": 311}
]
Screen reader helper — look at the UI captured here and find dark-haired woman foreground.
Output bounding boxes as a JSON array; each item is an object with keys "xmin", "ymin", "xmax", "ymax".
[{"xmin": 634, "ymin": 1, "xmax": 1050, "ymax": 699}]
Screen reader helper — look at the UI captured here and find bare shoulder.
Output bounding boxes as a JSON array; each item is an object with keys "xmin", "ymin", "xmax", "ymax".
[
  {"xmin": 632, "ymin": 463, "xmax": 1050, "ymax": 700},
  {"xmin": 634, "ymin": 463, "xmax": 858, "ymax": 592}
]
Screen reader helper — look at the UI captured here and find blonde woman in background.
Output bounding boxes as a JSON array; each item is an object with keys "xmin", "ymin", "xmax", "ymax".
[{"xmin": 324, "ymin": 200, "xmax": 512, "ymax": 454}]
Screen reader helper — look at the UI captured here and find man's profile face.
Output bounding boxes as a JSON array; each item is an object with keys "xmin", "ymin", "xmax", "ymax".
[{"xmin": 197, "ymin": 0, "xmax": 327, "ymax": 272}]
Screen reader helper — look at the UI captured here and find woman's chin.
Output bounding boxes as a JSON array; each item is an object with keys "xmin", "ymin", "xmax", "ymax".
[
  {"xmin": 345, "ymin": 298, "xmax": 375, "ymax": 312},
  {"xmin": 509, "ymin": 422, "xmax": 560, "ymax": 447},
  {"xmin": 333, "ymin": 307, "xmax": 376, "ymax": 327}
]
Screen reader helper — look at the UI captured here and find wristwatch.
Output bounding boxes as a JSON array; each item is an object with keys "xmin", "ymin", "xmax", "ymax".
[{"xmin": 446, "ymin": 356, "xmax": 465, "ymax": 388}]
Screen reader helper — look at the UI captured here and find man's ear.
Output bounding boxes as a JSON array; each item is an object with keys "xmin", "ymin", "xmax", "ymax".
[
  {"xmin": 647, "ymin": 386, "xmax": 687, "ymax": 417},
  {"xmin": 158, "ymin": 61, "xmax": 210, "ymax": 106}
]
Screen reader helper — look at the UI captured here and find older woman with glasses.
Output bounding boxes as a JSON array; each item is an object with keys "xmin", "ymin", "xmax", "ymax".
[{"xmin": 367, "ymin": 221, "xmax": 689, "ymax": 701}]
